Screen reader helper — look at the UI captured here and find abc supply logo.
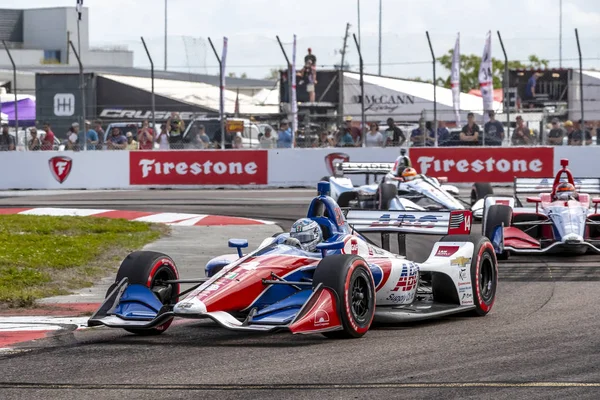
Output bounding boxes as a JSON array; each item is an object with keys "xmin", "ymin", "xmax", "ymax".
[
  {"xmin": 48, "ymin": 156, "xmax": 73, "ymax": 183},
  {"xmin": 410, "ymin": 147, "xmax": 554, "ymax": 183},
  {"xmin": 129, "ymin": 150, "xmax": 268, "ymax": 185}
]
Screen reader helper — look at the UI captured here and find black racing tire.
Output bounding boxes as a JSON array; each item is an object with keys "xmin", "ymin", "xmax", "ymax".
[
  {"xmin": 378, "ymin": 183, "xmax": 398, "ymax": 210},
  {"xmin": 471, "ymin": 183, "xmax": 494, "ymax": 205},
  {"xmin": 319, "ymin": 176, "xmax": 330, "ymax": 182},
  {"xmin": 109, "ymin": 251, "xmax": 180, "ymax": 336},
  {"xmin": 337, "ymin": 192, "xmax": 358, "ymax": 208},
  {"xmin": 482, "ymin": 205, "xmax": 512, "ymax": 260},
  {"xmin": 438, "ymin": 234, "xmax": 498, "ymax": 316},
  {"xmin": 312, "ymin": 255, "xmax": 375, "ymax": 339}
]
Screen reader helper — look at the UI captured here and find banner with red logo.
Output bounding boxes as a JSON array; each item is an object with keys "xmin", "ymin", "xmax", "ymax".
[
  {"xmin": 129, "ymin": 151, "xmax": 268, "ymax": 185},
  {"xmin": 410, "ymin": 147, "xmax": 554, "ymax": 183}
]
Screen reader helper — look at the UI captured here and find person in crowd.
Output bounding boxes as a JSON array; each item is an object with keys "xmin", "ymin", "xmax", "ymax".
[
  {"xmin": 94, "ymin": 120, "xmax": 105, "ymax": 150},
  {"xmin": 483, "ymin": 110, "xmax": 504, "ymax": 146},
  {"xmin": 0, "ymin": 123, "xmax": 15, "ymax": 151},
  {"xmin": 138, "ymin": 121, "xmax": 155, "ymax": 150},
  {"xmin": 569, "ymin": 119, "xmax": 592, "ymax": 146},
  {"xmin": 277, "ymin": 119, "xmax": 293, "ymax": 148},
  {"xmin": 338, "ymin": 128, "xmax": 356, "ymax": 147},
  {"xmin": 460, "ymin": 112, "xmax": 480, "ymax": 146},
  {"xmin": 338, "ymin": 116, "xmax": 362, "ymax": 145},
  {"xmin": 84, "ymin": 120, "xmax": 98, "ymax": 151},
  {"xmin": 106, "ymin": 127, "xmax": 127, "ymax": 150},
  {"xmin": 298, "ymin": 59, "xmax": 317, "ymax": 102},
  {"xmin": 546, "ymin": 118, "xmax": 565, "ymax": 145},
  {"xmin": 232, "ymin": 133, "xmax": 243, "ymax": 149},
  {"xmin": 41, "ymin": 122, "xmax": 55, "ymax": 151},
  {"xmin": 66, "ymin": 123, "xmax": 80, "ymax": 151},
  {"xmin": 305, "ymin": 47, "xmax": 316, "ymax": 65},
  {"xmin": 365, "ymin": 122, "xmax": 384, "ymax": 147},
  {"xmin": 437, "ymin": 120, "xmax": 452, "ymax": 146},
  {"xmin": 196, "ymin": 125, "xmax": 211, "ymax": 148},
  {"xmin": 384, "ymin": 117, "xmax": 406, "ymax": 146},
  {"xmin": 166, "ymin": 112, "xmax": 185, "ymax": 149},
  {"xmin": 314, "ymin": 130, "xmax": 333, "ymax": 148},
  {"xmin": 410, "ymin": 118, "xmax": 434, "ymax": 147},
  {"xmin": 563, "ymin": 120, "xmax": 575, "ymax": 145},
  {"xmin": 511, "ymin": 115, "xmax": 534, "ymax": 145},
  {"xmin": 125, "ymin": 131, "xmax": 138, "ymax": 150},
  {"xmin": 260, "ymin": 127, "xmax": 277, "ymax": 149},
  {"xmin": 524, "ymin": 72, "xmax": 543, "ymax": 106},
  {"xmin": 156, "ymin": 124, "xmax": 170, "ymax": 150},
  {"xmin": 213, "ymin": 125, "xmax": 234, "ymax": 149},
  {"xmin": 28, "ymin": 127, "xmax": 41, "ymax": 151}
]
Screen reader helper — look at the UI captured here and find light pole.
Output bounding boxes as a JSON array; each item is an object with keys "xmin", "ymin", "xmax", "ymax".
[
  {"xmin": 559, "ymin": 0, "xmax": 562, "ymax": 68},
  {"xmin": 164, "ymin": 0, "xmax": 167, "ymax": 71},
  {"xmin": 378, "ymin": 0, "xmax": 382, "ymax": 75}
]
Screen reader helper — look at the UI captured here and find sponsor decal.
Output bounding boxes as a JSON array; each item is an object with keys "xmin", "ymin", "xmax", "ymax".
[
  {"xmin": 410, "ymin": 147, "xmax": 554, "ymax": 183},
  {"xmin": 203, "ymin": 284, "xmax": 220, "ymax": 293},
  {"xmin": 392, "ymin": 264, "xmax": 418, "ymax": 292},
  {"xmin": 334, "ymin": 207, "xmax": 345, "ymax": 227},
  {"xmin": 99, "ymin": 109, "xmax": 198, "ymax": 120},
  {"xmin": 350, "ymin": 239, "xmax": 359, "ymax": 255},
  {"xmin": 451, "ymin": 256, "xmax": 471, "ymax": 268},
  {"xmin": 324, "ymin": 152, "xmax": 350, "ymax": 176},
  {"xmin": 240, "ymin": 261, "xmax": 260, "ymax": 271},
  {"xmin": 386, "ymin": 292, "xmax": 414, "ymax": 303},
  {"xmin": 448, "ymin": 212, "xmax": 471, "ymax": 234},
  {"xmin": 370, "ymin": 213, "xmax": 438, "ymax": 228},
  {"xmin": 224, "ymin": 272, "xmax": 238, "ymax": 280},
  {"xmin": 352, "ymin": 94, "xmax": 416, "ymax": 113},
  {"xmin": 129, "ymin": 151, "xmax": 268, "ymax": 185},
  {"xmin": 458, "ymin": 281, "xmax": 472, "ymax": 286},
  {"xmin": 435, "ymin": 245, "xmax": 460, "ymax": 257},
  {"xmin": 314, "ymin": 309, "xmax": 330, "ymax": 327},
  {"xmin": 48, "ymin": 156, "xmax": 73, "ymax": 184},
  {"xmin": 495, "ymin": 200, "xmax": 510, "ymax": 205},
  {"xmin": 53, "ymin": 93, "xmax": 75, "ymax": 116},
  {"xmin": 458, "ymin": 268, "xmax": 468, "ymax": 281}
]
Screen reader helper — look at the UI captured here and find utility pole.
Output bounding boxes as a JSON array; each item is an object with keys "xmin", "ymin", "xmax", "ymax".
[
  {"xmin": 164, "ymin": 0, "xmax": 168, "ymax": 71},
  {"xmin": 338, "ymin": 23, "xmax": 351, "ymax": 127},
  {"xmin": 559, "ymin": 0, "xmax": 563, "ymax": 68},
  {"xmin": 357, "ymin": 0, "xmax": 361, "ymax": 48},
  {"xmin": 378, "ymin": 0, "xmax": 382, "ymax": 75}
]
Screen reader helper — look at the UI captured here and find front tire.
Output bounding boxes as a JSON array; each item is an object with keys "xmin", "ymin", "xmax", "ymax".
[
  {"xmin": 111, "ymin": 251, "xmax": 180, "ymax": 335},
  {"xmin": 312, "ymin": 255, "xmax": 375, "ymax": 339},
  {"xmin": 471, "ymin": 183, "xmax": 494, "ymax": 206},
  {"xmin": 482, "ymin": 204, "xmax": 512, "ymax": 260},
  {"xmin": 378, "ymin": 183, "xmax": 398, "ymax": 210}
]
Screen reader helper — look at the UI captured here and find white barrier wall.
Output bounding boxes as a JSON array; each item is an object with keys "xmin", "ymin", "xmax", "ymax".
[{"xmin": 0, "ymin": 146, "xmax": 598, "ymax": 190}]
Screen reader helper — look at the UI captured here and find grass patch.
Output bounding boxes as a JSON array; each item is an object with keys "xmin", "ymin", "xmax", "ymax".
[{"xmin": 0, "ymin": 215, "xmax": 168, "ymax": 308}]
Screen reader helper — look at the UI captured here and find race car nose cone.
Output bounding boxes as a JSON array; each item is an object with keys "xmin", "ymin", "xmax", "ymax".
[
  {"xmin": 173, "ymin": 297, "xmax": 207, "ymax": 315},
  {"xmin": 563, "ymin": 233, "xmax": 582, "ymax": 243}
]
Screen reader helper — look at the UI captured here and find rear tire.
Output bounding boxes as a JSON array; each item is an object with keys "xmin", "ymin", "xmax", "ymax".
[
  {"xmin": 312, "ymin": 255, "xmax": 375, "ymax": 339},
  {"xmin": 438, "ymin": 234, "xmax": 498, "ymax": 316},
  {"xmin": 482, "ymin": 205, "xmax": 512, "ymax": 260},
  {"xmin": 378, "ymin": 183, "xmax": 398, "ymax": 210},
  {"xmin": 111, "ymin": 251, "xmax": 180, "ymax": 335},
  {"xmin": 471, "ymin": 183, "xmax": 494, "ymax": 206},
  {"xmin": 337, "ymin": 192, "xmax": 357, "ymax": 208},
  {"xmin": 319, "ymin": 176, "xmax": 330, "ymax": 182}
]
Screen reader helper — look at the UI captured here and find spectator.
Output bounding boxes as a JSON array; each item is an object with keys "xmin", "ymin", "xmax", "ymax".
[
  {"xmin": 233, "ymin": 133, "xmax": 243, "ymax": 149},
  {"xmin": 410, "ymin": 119, "xmax": 434, "ymax": 147},
  {"xmin": 524, "ymin": 72, "xmax": 543, "ymax": 107},
  {"xmin": 106, "ymin": 127, "xmax": 127, "ymax": 150},
  {"xmin": 84, "ymin": 120, "xmax": 98, "ymax": 151},
  {"xmin": 298, "ymin": 59, "xmax": 317, "ymax": 103},
  {"xmin": 277, "ymin": 119, "xmax": 293, "ymax": 148},
  {"xmin": 338, "ymin": 129, "xmax": 356, "ymax": 147},
  {"xmin": 314, "ymin": 131, "xmax": 333, "ymax": 148},
  {"xmin": 569, "ymin": 119, "xmax": 592, "ymax": 146},
  {"xmin": 304, "ymin": 47, "xmax": 316, "ymax": 65},
  {"xmin": 94, "ymin": 120, "xmax": 105, "ymax": 150},
  {"xmin": 365, "ymin": 122, "xmax": 384, "ymax": 147},
  {"xmin": 437, "ymin": 120, "xmax": 451, "ymax": 146},
  {"xmin": 41, "ymin": 122, "xmax": 55, "ymax": 151},
  {"xmin": 460, "ymin": 113, "xmax": 481, "ymax": 145},
  {"xmin": 66, "ymin": 123, "xmax": 80, "ymax": 151},
  {"xmin": 157, "ymin": 124, "xmax": 170, "ymax": 150},
  {"xmin": 138, "ymin": 121, "xmax": 155, "ymax": 150},
  {"xmin": 483, "ymin": 110, "xmax": 504, "ymax": 146},
  {"xmin": 547, "ymin": 118, "xmax": 565, "ymax": 145},
  {"xmin": 125, "ymin": 131, "xmax": 138, "ymax": 150},
  {"xmin": 213, "ymin": 126, "xmax": 234, "ymax": 149},
  {"xmin": 196, "ymin": 125, "xmax": 211, "ymax": 149},
  {"xmin": 338, "ymin": 116, "xmax": 362, "ymax": 145},
  {"xmin": 167, "ymin": 112, "xmax": 185, "ymax": 149},
  {"xmin": 564, "ymin": 120, "xmax": 575, "ymax": 144},
  {"xmin": 28, "ymin": 127, "xmax": 41, "ymax": 151},
  {"xmin": 0, "ymin": 123, "xmax": 15, "ymax": 151},
  {"xmin": 384, "ymin": 118, "xmax": 406, "ymax": 146},
  {"xmin": 511, "ymin": 116, "xmax": 534, "ymax": 145},
  {"xmin": 259, "ymin": 127, "xmax": 276, "ymax": 149}
]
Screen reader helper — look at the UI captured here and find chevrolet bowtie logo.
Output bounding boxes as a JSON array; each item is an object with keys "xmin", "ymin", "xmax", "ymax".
[{"xmin": 450, "ymin": 256, "xmax": 471, "ymax": 268}]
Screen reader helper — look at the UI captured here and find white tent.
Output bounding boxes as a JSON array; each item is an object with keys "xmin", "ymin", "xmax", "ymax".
[
  {"xmin": 343, "ymin": 72, "xmax": 502, "ymax": 123},
  {"xmin": 569, "ymin": 70, "xmax": 600, "ymax": 121},
  {"xmin": 0, "ymin": 112, "xmax": 7, "ymax": 123}
]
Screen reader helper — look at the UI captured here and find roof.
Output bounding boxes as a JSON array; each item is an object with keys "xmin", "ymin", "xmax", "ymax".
[{"xmin": 11, "ymin": 65, "xmax": 274, "ymax": 88}]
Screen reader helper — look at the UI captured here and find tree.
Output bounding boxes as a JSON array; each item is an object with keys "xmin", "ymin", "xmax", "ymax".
[
  {"xmin": 437, "ymin": 50, "xmax": 549, "ymax": 92},
  {"xmin": 227, "ymin": 72, "xmax": 248, "ymax": 78},
  {"xmin": 265, "ymin": 68, "xmax": 281, "ymax": 80}
]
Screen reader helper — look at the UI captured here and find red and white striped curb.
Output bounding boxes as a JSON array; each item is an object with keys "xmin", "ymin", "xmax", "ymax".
[{"xmin": 0, "ymin": 207, "xmax": 274, "ymax": 226}]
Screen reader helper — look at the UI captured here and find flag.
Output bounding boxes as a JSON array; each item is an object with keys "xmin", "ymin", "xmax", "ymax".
[
  {"xmin": 234, "ymin": 87, "xmax": 240, "ymax": 117},
  {"xmin": 76, "ymin": 0, "xmax": 83, "ymax": 20},
  {"xmin": 220, "ymin": 37, "xmax": 228, "ymax": 149},
  {"xmin": 478, "ymin": 31, "xmax": 494, "ymax": 123},
  {"xmin": 291, "ymin": 34, "xmax": 298, "ymax": 148},
  {"xmin": 451, "ymin": 33, "xmax": 461, "ymax": 126}
]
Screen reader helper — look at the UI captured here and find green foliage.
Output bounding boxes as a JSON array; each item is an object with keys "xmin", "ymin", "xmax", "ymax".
[
  {"xmin": 0, "ymin": 215, "xmax": 165, "ymax": 307},
  {"xmin": 437, "ymin": 50, "xmax": 549, "ymax": 91}
]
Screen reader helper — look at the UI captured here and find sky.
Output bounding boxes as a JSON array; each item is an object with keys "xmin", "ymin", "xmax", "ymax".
[{"xmin": 1, "ymin": 0, "xmax": 599, "ymax": 80}]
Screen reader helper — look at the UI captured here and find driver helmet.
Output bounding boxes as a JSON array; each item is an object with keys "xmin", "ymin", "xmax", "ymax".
[
  {"xmin": 402, "ymin": 167, "xmax": 418, "ymax": 181},
  {"xmin": 555, "ymin": 182, "xmax": 576, "ymax": 200},
  {"xmin": 290, "ymin": 218, "xmax": 323, "ymax": 252},
  {"xmin": 393, "ymin": 155, "xmax": 412, "ymax": 176}
]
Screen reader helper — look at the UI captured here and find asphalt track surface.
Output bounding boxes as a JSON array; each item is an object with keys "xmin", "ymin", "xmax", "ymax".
[{"xmin": 1, "ymin": 189, "xmax": 600, "ymax": 400}]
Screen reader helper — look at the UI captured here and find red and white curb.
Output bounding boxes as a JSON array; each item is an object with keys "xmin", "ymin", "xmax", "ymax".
[{"xmin": 0, "ymin": 207, "xmax": 275, "ymax": 226}]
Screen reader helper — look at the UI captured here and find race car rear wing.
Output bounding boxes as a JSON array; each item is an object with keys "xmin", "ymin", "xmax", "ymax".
[
  {"xmin": 344, "ymin": 209, "xmax": 472, "ymax": 236},
  {"xmin": 514, "ymin": 177, "xmax": 600, "ymax": 206},
  {"xmin": 335, "ymin": 162, "xmax": 394, "ymax": 176}
]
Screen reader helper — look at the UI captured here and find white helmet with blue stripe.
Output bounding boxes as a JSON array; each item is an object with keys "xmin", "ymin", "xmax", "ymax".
[{"xmin": 290, "ymin": 218, "xmax": 323, "ymax": 252}]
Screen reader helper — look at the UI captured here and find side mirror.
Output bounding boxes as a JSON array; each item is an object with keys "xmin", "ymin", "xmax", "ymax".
[
  {"xmin": 228, "ymin": 238, "xmax": 248, "ymax": 258},
  {"xmin": 526, "ymin": 197, "xmax": 541, "ymax": 203},
  {"xmin": 316, "ymin": 240, "xmax": 345, "ymax": 257},
  {"xmin": 592, "ymin": 198, "xmax": 600, "ymax": 213}
]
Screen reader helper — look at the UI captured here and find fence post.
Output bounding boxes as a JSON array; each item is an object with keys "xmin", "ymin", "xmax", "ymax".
[
  {"xmin": 2, "ymin": 40, "xmax": 19, "ymax": 150},
  {"xmin": 575, "ymin": 28, "xmax": 585, "ymax": 146},
  {"xmin": 425, "ymin": 32, "xmax": 437, "ymax": 147},
  {"xmin": 276, "ymin": 35, "xmax": 293, "ymax": 134},
  {"xmin": 208, "ymin": 37, "xmax": 225, "ymax": 149},
  {"xmin": 352, "ymin": 33, "xmax": 365, "ymax": 147},
  {"xmin": 141, "ymin": 37, "xmax": 156, "ymax": 136},
  {"xmin": 497, "ymin": 31, "xmax": 510, "ymax": 144},
  {"xmin": 68, "ymin": 40, "xmax": 86, "ymax": 151}
]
